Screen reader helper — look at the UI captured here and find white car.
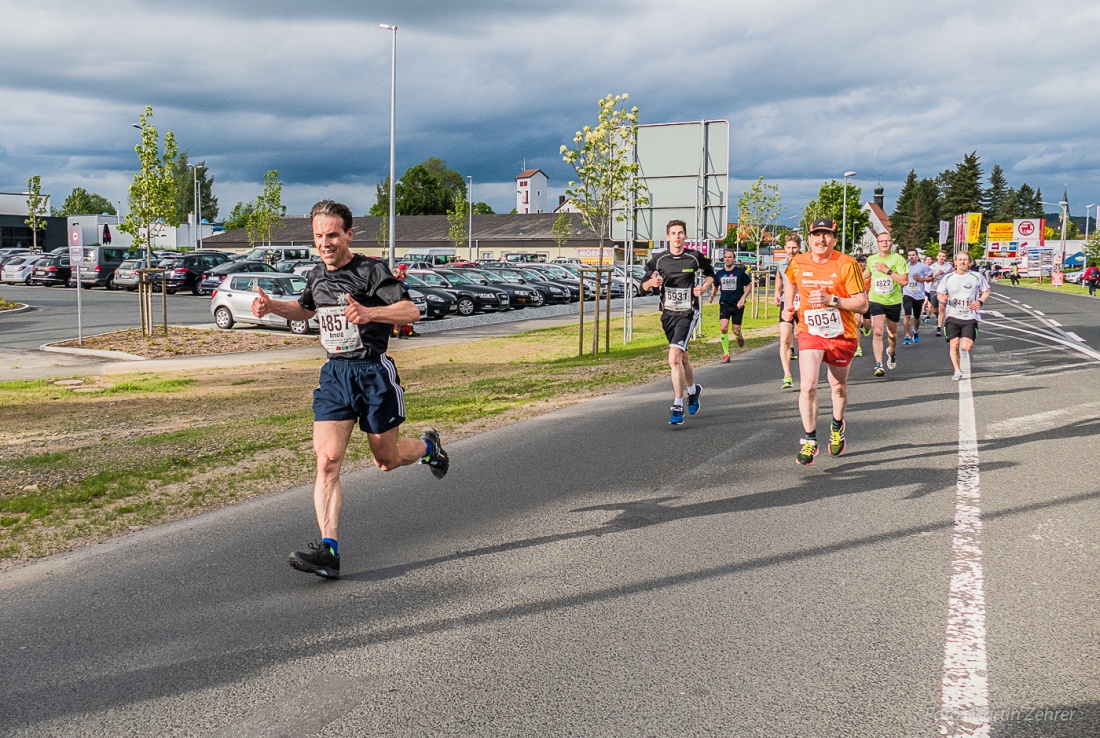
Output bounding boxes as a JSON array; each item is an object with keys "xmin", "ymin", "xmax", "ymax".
[
  {"xmin": 210, "ymin": 273, "xmax": 317, "ymax": 334},
  {"xmin": 2, "ymin": 255, "xmax": 48, "ymax": 285}
]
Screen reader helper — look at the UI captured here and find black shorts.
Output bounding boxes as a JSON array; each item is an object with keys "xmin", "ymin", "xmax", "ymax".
[
  {"xmin": 928, "ymin": 292, "xmax": 941, "ymax": 309},
  {"xmin": 902, "ymin": 295, "xmax": 924, "ymax": 319},
  {"xmin": 719, "ymin": 302, "xmax": 746, "ymax": 324},
  {"xmin": 944, "ymin": 318, "xmax": 977, "ymax": 342},
  {"xmin": 779, "ymin": 301, "xmax": 798, "ymax": 325},
  {"xmin": 662, "ymin": 310, "xmax": 700, "ymax": 351},
  {"xmin": 312, "ymin": 356, "xmax": 406, "ymax": 434},
  {"xmin": 868, "ymin": 301, "xmax": 902, "ymax": 323}
]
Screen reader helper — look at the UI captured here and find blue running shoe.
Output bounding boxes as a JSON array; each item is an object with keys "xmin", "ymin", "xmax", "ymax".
[
  {"xmin": 913, "ymin": 333, "xmax": 920, "ymax": 343},
  {"xmin": 669, "ymin": 405, "xmax": 684, "ymax": 425},
  {"xmin": 903, "ymin": 336, "xmax": 912, "ymax": 346},
  {"xmin": 686, "ymin": 385, "xmax": 701, "ymax": 415}
]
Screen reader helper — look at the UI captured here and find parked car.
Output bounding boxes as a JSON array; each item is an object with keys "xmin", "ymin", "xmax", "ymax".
[
  {"xmin": 2, "ymin": 255, "xmax": 48, "ymax": 285},
  {"xmin": 210, "ymin": 273, "xmax": 316, "ymax": 334},
  {"xmin": 491, "ymin": 267, "xmax": 572, "ymax": 304},
  {"xmin": 408, "ymin": 288, "xmax": 429, "ymax": 319},
  {"xmin": 408, "ymin": 269, "xmax": 510, "ymax": 315},
  {"xmin": 1064, "ymin": 270, "xmax": 1084, "ymax": 284},
  {"xmin": 275, "ymin": 258, "xmax": 321, "ymax": 275},
  {"xmin": 524, "ymin": 263, "xmax": 596, "ymax": 300},
  {"xmin": 159, "ymin": 251, "xmax": 234, "ymax": 294},
  {"xmin": 113, "ymin": 259, "xmax": 145, "ymax": 291},
  {"xmin": 0, "ymin": 250, "xmax": 33, "ymax": 268},
  {"xmin": 402, "ymin": 273, "xmax": 459, "ymax": 318},
  {"xmin": 78, "ymin": 246, "xmax": 131, "ymax": 289},
  {"xmin": 29, "ymin": 254, "xmax": 74, "ymax": 287},
  {"xmin": 198, "ymin": 260, "xmax": 276, "ymax": 295},
  {"xmin": 241, "ymin": 246, "xmax": 312, "ymax": 265},
  {"xmin": 454, "ymin": 267, "xmax": 542, "ymax": 308}
]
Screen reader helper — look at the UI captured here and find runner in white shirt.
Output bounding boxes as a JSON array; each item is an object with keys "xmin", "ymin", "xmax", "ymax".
[
  {"xmin": 927, "ymin": 250, "xmax": 954, "ymax": 338},
  {"xmin": 901, "ymin": 248, "xmax": 933, "ymax": 345},
  {"xmin": 937, "ymin": 251, "xmax": 991, "ymax": 381}
]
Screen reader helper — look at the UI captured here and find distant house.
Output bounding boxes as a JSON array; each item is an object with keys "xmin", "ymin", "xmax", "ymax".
[
  {"xmin": 553, "ymin": 195, "xmax": 580, "ymax": 214},
  {"xmin": 858, "ymin": 184, "xmax": 892, "ymax": 252},
  {"xmin": 515, "ymin": 169, "xmax": 548, "ymax": 214}
]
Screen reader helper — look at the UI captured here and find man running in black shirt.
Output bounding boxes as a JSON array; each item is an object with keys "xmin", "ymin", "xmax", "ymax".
[
  {"xmin": 252, "ymin": 200, "xmax": 448, "ymax": 579},
  {"xmin": 708, "ymin": 249, "xmax": 752, "ymax": 363},
  {"xmin": 641, "ymin": 219, "xmax": 715, "ymax": 425}
]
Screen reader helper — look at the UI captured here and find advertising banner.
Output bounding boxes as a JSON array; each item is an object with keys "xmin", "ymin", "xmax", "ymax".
[
  {"xmin": 988, "ymin": 222, "xmax": 1014, "ymax": 241},
  {"xmin": 1013, "ymin": 218, "xmax": 1044, "ymax": 248},
  {"xmin": 966, "ymin": 213, "xmax": 983, "ymax": 243},
  {"xmin": 939, "ymin": 220, "xmax": 950, "ymax": 245}
]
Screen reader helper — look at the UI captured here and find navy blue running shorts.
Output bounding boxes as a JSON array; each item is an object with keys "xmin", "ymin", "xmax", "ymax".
[
  {"xmin": 312, "ymin": 355, "xmax": 405, "ymax": 434},
  {"xmin": 943, "ymin": 318, "xmax": 977, "ymax": 342}
]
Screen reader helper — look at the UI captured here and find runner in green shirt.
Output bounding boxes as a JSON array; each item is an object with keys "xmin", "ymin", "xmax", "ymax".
[{"xmin": 863, "ymin": 232, "xmax": 909, "ymax": 377}]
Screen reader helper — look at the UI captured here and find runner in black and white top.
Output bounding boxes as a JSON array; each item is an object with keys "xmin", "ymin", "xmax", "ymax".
[
  {"xmin": 252, "ymin": 199, "xmax": 449, "ymax": 579},
  {"xmin": 708, "ymin": 249, "xmax": 752, "ymax": 363},
  {"xmin": 641, "ymin": 219, "xmax": 715, "ymax": 426},
  {"xmin": 936, "ymin": 251, "xmax": 991, "ymax": 381}
]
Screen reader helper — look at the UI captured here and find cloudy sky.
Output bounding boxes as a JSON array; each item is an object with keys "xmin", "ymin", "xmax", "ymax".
[{"xmin": 3, "ymin": 0, "xmax": 1100, "ymax": 225}]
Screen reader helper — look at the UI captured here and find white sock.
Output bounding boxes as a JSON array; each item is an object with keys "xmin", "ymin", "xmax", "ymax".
[
  {"xmin": 687, "ymin": 384, "xmax": 698, "ymax": 396},
  {"xmin": 673, "ymin": 397, "xmax": 684, "ymax": 407}
]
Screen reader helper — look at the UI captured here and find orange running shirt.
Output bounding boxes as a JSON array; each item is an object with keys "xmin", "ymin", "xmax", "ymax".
[{"xmin": 785, "ymin": 250, "xmax": 867, "ymax": 339}]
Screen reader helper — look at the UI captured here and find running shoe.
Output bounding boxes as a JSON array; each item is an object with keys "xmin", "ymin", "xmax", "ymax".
[
  {"xmin": 420, "ymin": 427, "xmax": 449, "ymax": 479},
  {"xmin": 782, "ymin": 375, "xmax": 793, "ymax": 389},
  {"xmin": 687, "ymin": 385, "xmax": 702, "ymax": 415},
  {"xmin": 913, "ymin": 333, "xmax": 920, "ymax": 344},
  {"xmin": 829, "ymin": 421, "xmax": 846, "ymax": 456},
  {"xmin": 854, "ymin": 345, "xmax": 863, "ymax": 357},
  {"xmin": 736, "ymin": 334, "xmax": 745, "ymax": 348},
  {"xmin": 288, "ymin": 541, "xmax": 340, "ymax": 579},
  {"xmin": 790, "ymin": 347, "xmax": 798, "ymax": 360},
  {"xmin": 952, "ymin": 370, "xmax": 964, "ymax": 381},
  {"xmin": 874, "ymin": 363, "xmax": 885, "ymax": 377},
  {"xmin": 721, "ymin": 353, "xmax": 731, "ymax": 364},
  {"xmin": 935, "ymin": 327, "xmax": 942, "ymax": 337},
  {"xmin": 903, "ymin": 336, "xmax": 912, "ymax": 346},
  {"xmin": 861, "ymin": 326, "xmax": 871, "ymax": 336},
  {"xmin": 796, "ymin": 438, "xmax": 819, "ymax": 466},
  {"xmin": 886, "ymin": 352, "xmax": 897, "ymax": 370},
  {"xmin": 669, "ymin": 405, "xmax": 684, "ymax": 425}
]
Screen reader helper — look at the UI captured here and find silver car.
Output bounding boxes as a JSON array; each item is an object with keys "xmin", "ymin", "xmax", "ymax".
[
  {"xmin": 210, "ymin": 273, "xmax": 317, "ymax": 334},
  {"xmin": 114, "ymin": 259, "xmax": 145, "ymax": 291}
]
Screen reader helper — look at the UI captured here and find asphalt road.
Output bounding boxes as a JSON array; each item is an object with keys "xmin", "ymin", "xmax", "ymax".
[{"xmin": 1, "ymin": 284, "xmax": 1098, "ymax": 737}]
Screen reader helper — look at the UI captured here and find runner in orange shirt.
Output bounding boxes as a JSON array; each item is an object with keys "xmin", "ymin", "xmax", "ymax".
[{"xmin": 783, "ymin": 218, "xmax": 869, "ymax": 465}]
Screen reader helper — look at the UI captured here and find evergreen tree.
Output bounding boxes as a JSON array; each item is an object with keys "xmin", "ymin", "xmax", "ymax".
[
  {"xmin": 1017, "ymin": 184, "xmax": 1042, "ymax": 218},
  {"xmin": 940, "ymin": 151, "xmax": 983, "ymax": 219},
  {"xmin": 890, "ymin": 170, "xmax": 918, "ymax": 248},
  {"xmin": 909, "ymin": 178, "xmax": 941, "ymax": 253},
  {"xmin": 981, "ymin": 164, "xmax": 1009, "ymax": 220}
]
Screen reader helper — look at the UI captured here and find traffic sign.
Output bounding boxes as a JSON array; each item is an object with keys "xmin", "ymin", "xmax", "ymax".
[{"xmin": 68, "ymin": 225, "xmax": 84, "ymax": 264}]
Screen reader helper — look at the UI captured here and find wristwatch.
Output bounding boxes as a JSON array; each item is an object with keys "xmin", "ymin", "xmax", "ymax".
[
  {"xmin": 886, "ymin": 269, "xmax": 894, "ymax": 276},
  {"xmin": 828, "ymin": 294, "xmax": 839, "ymax": 308}
]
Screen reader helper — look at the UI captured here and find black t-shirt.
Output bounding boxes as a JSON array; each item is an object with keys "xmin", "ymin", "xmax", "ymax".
[
  {"xmin": 642, "ymin": 249, "xmax": 715, "ymax": 313},
  {"xmin": 298, "ymin": 254, "xmax": 409, "ymax": 360},
  {"xmin": 713, "ymin": 266, "xmax": 749, "ymax": 304}
]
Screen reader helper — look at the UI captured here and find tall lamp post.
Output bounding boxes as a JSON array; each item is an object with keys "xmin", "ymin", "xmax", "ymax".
[
  {"xmin": 842, "ymin": 170, "xmax": 857, "ymax": 252},
  {"xmin": 1085, "ymin": 204, "xmax": 1096, "ymax": 268},
  {"xmin": 467, "ymin": 175, "xmax": 473, "ymax": 261},
  {"xmin": 1040, "ymin": 199, "xmax": 1069, "ymax": 272},
  {"xmin": 380, "ymin": 23, "xmax": 398, "ymax": 270},
  {"xmin": 192, "ymin": 164, "xmax": 205, "ymax": 251}
]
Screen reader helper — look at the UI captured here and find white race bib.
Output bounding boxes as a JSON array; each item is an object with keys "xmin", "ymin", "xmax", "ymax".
[
  {"xmin": 664, "ymin": 286, "xmax": 693, "ymax": 312},
  {"xmin": 804, "ymin": 307, "xmax": 843, "ymax": 338},
  {"xmin": 720, "ymin": 276, "xmax": 739, "ymax": 291},
  {"xmin": 873, "ymin": 276, "xmax": 895, "ymax": 294},
  {"xmin": 316, "ymin": 306, "xmax": 364, "ymax": 354}
]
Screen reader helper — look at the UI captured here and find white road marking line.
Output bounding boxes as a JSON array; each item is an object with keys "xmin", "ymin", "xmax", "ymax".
[
  {"xmin": 1021, "ymin": 304, "xmax": 1031, "ymax": 308},
  {"xmin": 1067, "ymin": 332, "xmax": 1084, "ymax": 343},
  {"xmin": 939, "ymin": 350, "xmax": 990, "ymax": 737},
  {"xmin": 1048, "ymin": 319, "xmax": 1061, "ymax": 327},
  {"xmin": 1033, "ymin": 310, "xmax": 1045, "ymax": 316},
  {"xmin": 987, "ymin": 311, "xmax": 1004, "ymax": 318}
]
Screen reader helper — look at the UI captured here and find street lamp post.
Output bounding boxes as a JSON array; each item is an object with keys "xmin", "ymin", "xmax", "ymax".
[
  {"xmin": 380, "ymin": 23, "xmax": 397, "ymax": 270},
  {"xmin": 1085, "ymin": 203, "xmax": 1096, "ymax": 244},
  {"xmin": 467, "ymin": 175, "xmax": 473, "ymax": 261},
  {"xmin": 192, "ymin": 164, "xmax": 205, "ymax": 251},
  {"xmin": 842, "ymin": 171, "xmax": 857, "ymax": 253},
  {"xmin": 1040, "ymin": 200, "xmax": 1069, "ymax": 273}
]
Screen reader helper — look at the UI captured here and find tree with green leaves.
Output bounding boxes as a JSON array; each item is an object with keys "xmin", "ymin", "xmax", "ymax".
[
  {"xmin": 560, "ymin": 93, "xmax": 647, "ymax": 260},
  {"xmin": 473, "ymin": 202, "xmax": 494, "ymax": 215},
  {"xmin": 447, "ymin": 188, "xmax": 469, "ymax": 253},
  {"xmin": 375, "ymin": 214, "xmax": 389, "ymax": 259},
  {"xmin": 121, "ymin": 106, "xmax": 180, "ymax": 258},
  {"xmin": 171, "ymin": 151, "xmax": 219, "ymax": 225},
  {"xmin": 981, "ymin": 164, "xmax": 1010, "ymax": 221},
  {"xmin": 939, "ymin": 151, "xmax": 983, "ymax": 221},
  {"xmin": 246, "ymin": 170, "xmax": 286, "ymax": 247},
  {"xmin": 551, "ymin": 211, "xmax": 572, "ymax": 258},
  {"xmin": 801, "ymin": 180, "xmax": 868, "ymax": 251},
  {"xmin": 24, "ymin": 176, "xmax": 48, "ymax": 252},
  {"xmin": 370, "ymin": 157, "xmax": 468, "ymax": 216},
  {"xmin": 56, "ymin": 187, "xmax": 117, "ymax": 217},
  {"xmin": 736, "ymin": 176, "xmax": 782, "ymax": 257},
  {"xmin": 890, "ymin": 170, "xmax": 919, "ymax": 249},
  {"xmin": 223, "ymin": 201, "xmax": 254, "ymax": 231}
]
